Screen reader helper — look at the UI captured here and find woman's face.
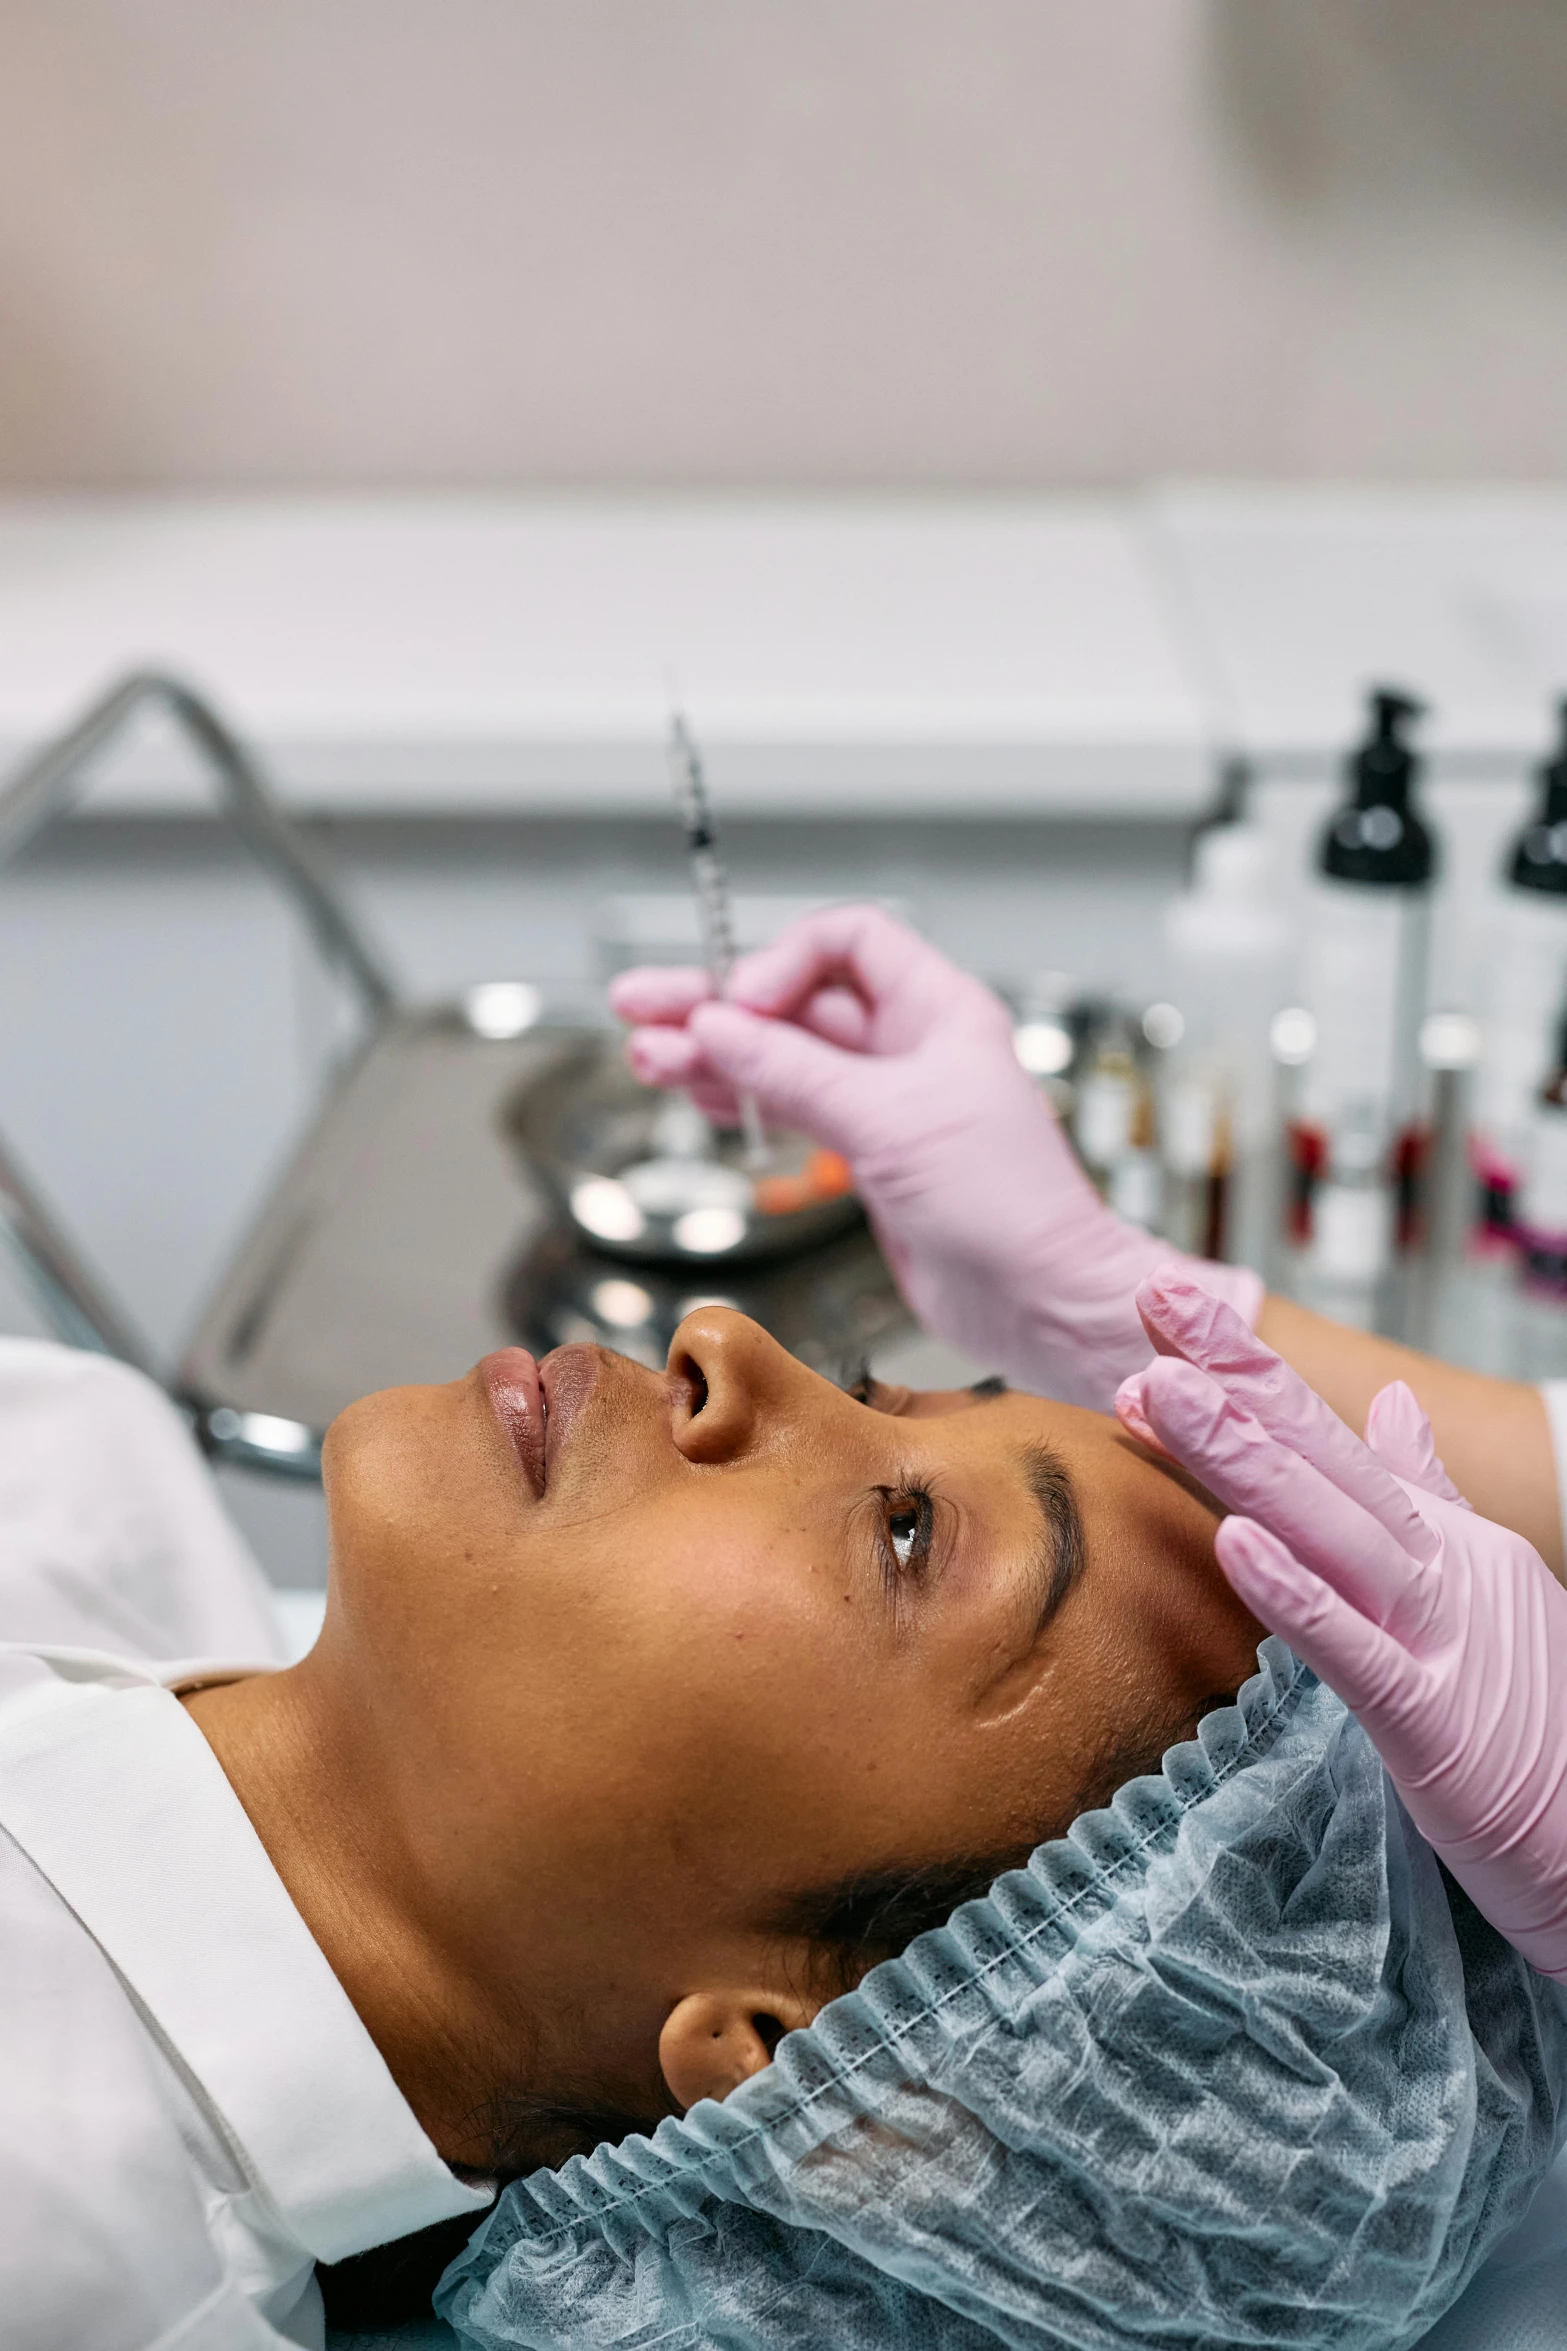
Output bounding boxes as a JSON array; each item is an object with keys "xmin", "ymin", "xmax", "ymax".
[{"xmin": 314, "ymin": 1311, "xmax": 1260, "ymax": 2104}]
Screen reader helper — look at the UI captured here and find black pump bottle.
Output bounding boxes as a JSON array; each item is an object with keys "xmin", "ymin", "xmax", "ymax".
[
  {"xmin": 1472, "ymin": 699, "xmax": 1567, "ymax": 1232},
  {"xmin": 1291, "ymin": 687, "xmax": 1437, "ymax": 1279},
  {"xmin": 1509, "ymin": 699, "xmax": 1567, "ymax": 899},
  {"xmin": 1320, "ymin": 689, "xmax": 1435, "ymax": 890}
]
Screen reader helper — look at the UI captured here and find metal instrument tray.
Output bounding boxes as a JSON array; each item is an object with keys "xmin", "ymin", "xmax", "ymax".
[
  {"xmin": 178, "ymin": 1012, "xmax": 907, "ymax": 1475},
  {"xmin": 180, "ymin": 1013, "xmax": 570, "ymax": 1449}
]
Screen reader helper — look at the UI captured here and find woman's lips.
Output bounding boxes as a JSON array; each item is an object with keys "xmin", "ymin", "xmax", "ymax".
[
  {"xmin": 539, "ymin": 1344, "xmax": 600, "ymax": 1479},
  {"xmin": 479, "ymin": 1348, "xmax": 547, "ymax": 1496},
  {"xmin": 478, "ymin": 1342, "xmax": 602, "ymax": 1497}
]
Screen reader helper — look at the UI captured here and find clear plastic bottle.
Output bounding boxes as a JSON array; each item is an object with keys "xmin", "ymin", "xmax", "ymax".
[
  {"xmin": 1473, "ymin": 700, "xmax": 1567, "ymax": 1241},
  {"xmin": 1291, "ymin": 689, "xmax": 1436, "ymax": 1285},
  {"xmin": 1074, "ymin": 1012, "xmax": 1161, "ymax": 1230},
  {"xmin": 1161, "ymin": 819, "xmax": 1292, "ymax": 1268},
  {"xmin": 1159, "ymin": 1063, "xmax": 1229, "ymax": 1260},
  {"xmin": 1516, "ymin": 1000, "xmax": 1567, "ymax": 1300}
]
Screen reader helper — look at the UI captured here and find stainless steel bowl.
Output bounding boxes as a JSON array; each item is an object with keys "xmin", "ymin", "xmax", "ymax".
[{"xmin": 502, "ymin": 1032, "xmax": 862, "ymax": 1267}]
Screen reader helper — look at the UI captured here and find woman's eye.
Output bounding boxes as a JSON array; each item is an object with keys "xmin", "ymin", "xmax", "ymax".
[
  {"xmin": 882, "ymin": 1488, "xmax": 933, "ymax": 1579},
  {"xmin": 888, "ymin": 1506, "xmax": 920, "ymax": 1566}
]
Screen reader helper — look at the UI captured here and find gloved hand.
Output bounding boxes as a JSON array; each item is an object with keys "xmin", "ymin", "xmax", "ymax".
[
  {"xmin": 609, "ymin": 905, "xmax": 1261, "ymax": 1409},
  {"xmin": 1117, "ymin": 1269, "xmax": 1567, "ymax": 1983}
]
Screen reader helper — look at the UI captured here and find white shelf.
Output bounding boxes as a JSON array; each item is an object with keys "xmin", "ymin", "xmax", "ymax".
[
  {"xmin": 0, "ymin": 496, "xmax": 1210, "ymax": 819},
  {"xmin": 1155, "ymin": 485, "xmax": 1567, "ymax": 768}
]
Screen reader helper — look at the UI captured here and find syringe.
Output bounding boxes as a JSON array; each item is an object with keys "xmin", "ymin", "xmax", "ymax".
[{"xmin": 666, "ymin": 709, "xmax": 769, "ymax": 1169}]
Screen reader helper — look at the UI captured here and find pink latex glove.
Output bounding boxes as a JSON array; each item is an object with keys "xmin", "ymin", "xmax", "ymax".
[
  {"xmin": 609, "ymin": 905, "xmax": 1261, "ymax": 1409},
  {"xmin": 1116, "ymin": 1269, "xmax": 1567, "ymax": 1983}
]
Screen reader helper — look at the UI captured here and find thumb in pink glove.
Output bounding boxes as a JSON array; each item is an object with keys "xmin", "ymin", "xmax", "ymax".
[
  {"xmin": 609, "ymin": 905, "xmax": 1260, "ymax": 1411},
  {"xmin": 1117, "ymin": 1270, "xmax": 1567, "ymax": 1982}
]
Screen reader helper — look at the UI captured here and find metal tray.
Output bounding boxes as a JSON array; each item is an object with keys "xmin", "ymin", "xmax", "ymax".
[{"xmin": 178, "ymin": 1013, "xmax": 907, "ymax": 1476}]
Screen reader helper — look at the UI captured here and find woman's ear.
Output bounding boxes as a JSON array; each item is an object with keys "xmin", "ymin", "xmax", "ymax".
[{"xmin": 658, "ymin": 1987, "xmax": 818, "ymax": 2110}]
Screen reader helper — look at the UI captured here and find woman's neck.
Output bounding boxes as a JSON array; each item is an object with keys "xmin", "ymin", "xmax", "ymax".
[{"xmin": 181, "ymin": 1666, "xmax": 510, "ymax": 2169}]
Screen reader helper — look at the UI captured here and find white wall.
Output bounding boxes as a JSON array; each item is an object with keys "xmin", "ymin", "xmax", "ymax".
[{"xmin": 3, "ymin": 1, "xmax": 1567, "ymax": 490}]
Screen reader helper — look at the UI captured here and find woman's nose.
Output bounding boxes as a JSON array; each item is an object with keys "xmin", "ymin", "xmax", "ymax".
[{"xmin": 666, "ymin": 1307, "xmax": 800, "ymax": 1465}]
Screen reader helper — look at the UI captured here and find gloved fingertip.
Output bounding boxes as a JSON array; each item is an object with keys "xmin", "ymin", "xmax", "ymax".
[
  {"xmin": 626, "ymin": 1028, "xmax": 694, "ymax": 1085},
  {"xmin": 1139, "ymin": 1352, "xmax": 1230, "ymax": 1418},
  {"xmin": 687, "ymin": 999, "xmax": 767, "ymax": 1068},
  {"xmin": 1136, "ymin": 1266, "xmax": 1205, "ymax": 1319},
  {"xmin": 1214, "ymin": 1516, "xmax": 1309, "ymax": 1610},
  {"xmin": 1363, "ymin": 1378, "xmax": 1422, "ymax": 1448},
  {"xmin": 607, "ymin": 964, "xmax": 712, "ymax": 1022},
  {"xmin": 1363, "ymin": 1379, "xmax": 1469, "ymax": 1507},
  {"xmin": 1132, "ymin": 1278, "xmax": 1193, "ymax": 1335},
  {"xmin": 730, "ymin": 910, "xmax": 860, "ymax": 1010},
  {"xmin": 1136, "ymin": 1356, "xmax": 1272, "ymax": 1488},
  {"xmin": 727, "ymin": 952, "xmax": 790, "ymax": 1013},
  {"xmin": 1135, "ymin": 1267, "xmax": 1225, "ymax": 1357},
  {"xmin": 1136, "ymin": 1267, "xmax": 1266, "ymax": 1368},
  {"xmin": 1215, "ymin": 1512, "xmax": 1291, "ymax": 1569},
  {"xmin": 1114, "ymin": 1377, "xmax": 1177, "ymax": 1464},
  {"xmin": 605, "ymin": 969, "xmax": 646, "ymax": 1018},
  {"xmin": 688, "ymin": 997, "xmax": 752, "ymax": 1034}
]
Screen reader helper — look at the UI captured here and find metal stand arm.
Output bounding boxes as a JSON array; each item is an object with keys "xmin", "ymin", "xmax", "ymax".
[
  {"xmin": 0, "ymin": 670, "xmax": 396, "ymax": 1020},
  {"xmin": 0, "ymin": 668, "xmax": 399, "ymax": 1367}
]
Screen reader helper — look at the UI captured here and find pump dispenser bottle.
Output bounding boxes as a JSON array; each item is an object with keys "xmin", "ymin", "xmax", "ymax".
[
  {"xmin": 1473, "ymin": 699, "xmax": 1567, "ymax": 1236},
  {"xmin": 1517, "ymin": 997, "xmax": 1567, "ymax": 1297},
  {"xmin": 1292, "ymin": 689, "xmax": 1435, "ymax": 1286}
]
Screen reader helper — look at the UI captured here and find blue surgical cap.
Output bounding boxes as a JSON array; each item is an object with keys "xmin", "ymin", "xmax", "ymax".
[{"xmin": 439, "ymin": 1641, "xmax": 1567, "ymax": 2351}]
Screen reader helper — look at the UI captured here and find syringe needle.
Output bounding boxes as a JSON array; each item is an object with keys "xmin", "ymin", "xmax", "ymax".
[
  {"xmin": 733, "ymin": 1085, "xmax": 769, "ymax": 1168},
  {"xmin": 666, "ymin": 710, "xmax": 770, "ymax": 1170}
]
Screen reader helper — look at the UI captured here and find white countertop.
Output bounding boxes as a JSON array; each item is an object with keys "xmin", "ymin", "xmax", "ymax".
[
  {"xmin": 7, "ymin": 489, "xmax": 1567, "ymax": 821},
  {"xmin": 1155, "ymin": 485, "xmax": 1567, "ymax": 768},
  {"xmin": 0, "ymin": 496, "xmax": 1209, "ymax": 818}
]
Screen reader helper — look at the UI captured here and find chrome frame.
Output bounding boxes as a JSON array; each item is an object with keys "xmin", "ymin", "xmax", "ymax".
[{"xmin": 0, "ymin": 669, "xmax": 398, "ymax": 1468}]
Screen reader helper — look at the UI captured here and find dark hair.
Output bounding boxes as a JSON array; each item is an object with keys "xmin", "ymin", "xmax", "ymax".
[
  {"xmin": 777, "ymin": 1682, "xmax": 1215, "ymax": 1999},
  {"xmin": 778, "ymin": 1850, "xmax": 1036, "ymax": 1997},
  {"xmin": 317, "ymin": 2212, "xmax": 485, "ymax": 2332}
]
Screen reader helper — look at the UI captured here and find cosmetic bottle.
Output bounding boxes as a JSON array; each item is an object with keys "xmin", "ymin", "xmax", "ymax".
[
  {"xmin": 1516, "ymin": 999, "xmax": 1567, "ymax": 1300},
  {"xmin": 1161, "ymin": 817, "xmax": 1291, "ymax": 1268},
  {"xmin": 1473, "ymin": 700, "xmax": 1567, "ymax": 1238},
  {"xmin": 1291, "ymin": 689, "xmax": 1436, "ymax": 1284},
  {"xmin": 1074, "ymin": 1013, "xmax": 1160, "ymax": 1230}
]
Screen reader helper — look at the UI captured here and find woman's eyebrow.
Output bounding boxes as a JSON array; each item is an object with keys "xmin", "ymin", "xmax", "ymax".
[{"xmin": 1021, "ymin": 1444, "xmax": 1086, "ymax": 1629}]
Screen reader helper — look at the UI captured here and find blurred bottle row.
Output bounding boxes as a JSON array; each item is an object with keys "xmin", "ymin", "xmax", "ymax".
[{"xmin": 1007, "ymin": 688, "xmax": 1567, "ymax": 1323}]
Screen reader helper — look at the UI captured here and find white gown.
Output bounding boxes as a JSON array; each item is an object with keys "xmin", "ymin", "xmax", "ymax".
[{"xmin": 0, "ymin": 1340, "xmax": 489, "ymax": 2350}]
